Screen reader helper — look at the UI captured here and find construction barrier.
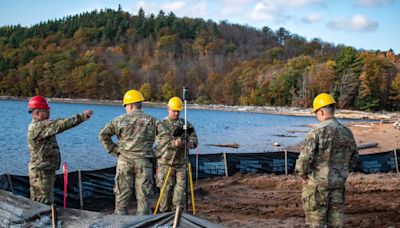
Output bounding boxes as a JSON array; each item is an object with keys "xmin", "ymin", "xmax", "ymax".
[
  {"xmin": 0, "ymin": 189, "xmax": 222, "ymax": 228},
  {"xmin": 0, "ymin": 149, "xmax": 399, "ymax": 209}
]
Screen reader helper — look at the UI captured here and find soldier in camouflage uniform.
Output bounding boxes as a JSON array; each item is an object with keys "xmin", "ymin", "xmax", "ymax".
[
  {"xmin": 156, "ymin": 96, "xmax": 198, "ymax": 213},
  {"xmin": 99, "ymin": 90, "xmax": 181, "ymax": 215},
  {"xmin": 295, "ymin": 93, "xmax": 359, "ymax": 228},
  {"xmin": 27, "ymin": 95, "xmax": 93, "ymax": 204}
]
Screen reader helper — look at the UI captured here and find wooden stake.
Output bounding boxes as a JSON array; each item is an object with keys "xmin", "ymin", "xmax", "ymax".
[
  {"xmin": 223, "ymin": 152, "xmax": 229, "ymax": 177},
  {"xmin": 78, "ymin": 168, "xmax": 83, "ymax": 210},
  {"xmin": 172, "ymin": 206, "xmax": 182, "ymax": 228},
  {"xmin": 51, "ymin": 204, "xmax": 57, "ymax": 228}
]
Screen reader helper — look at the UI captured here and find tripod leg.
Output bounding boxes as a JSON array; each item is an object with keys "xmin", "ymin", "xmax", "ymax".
[
  {"xmin": 154, "ymin": 166, "xmax": 172, "ymax": 215},
  {"xmin": 188, "ymin": 163, "xmax": 196, "ymax": 215}
]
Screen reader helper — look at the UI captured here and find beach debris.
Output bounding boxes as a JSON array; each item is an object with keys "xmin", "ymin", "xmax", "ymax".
[
  {"xmin": 287, "ymin": 130, "xmax": 308, "ymax": 133},
  {"xmin": 272, "ymin": 142, "xmax": 280, "ymax": 147},
  {"xmin": 357, "ymin": 142, "xmax": 379, "ymax": 150},
  {"xmin": 354, "ymin": 124, "xmax": 371, "ymax": 128},
  {"xmin": 205, "ymin": 143, "xmax": 240, "ymax": 148},
  {"xmin": 273, "ymin": 134, "xmax": 297, "ymax": 138}
]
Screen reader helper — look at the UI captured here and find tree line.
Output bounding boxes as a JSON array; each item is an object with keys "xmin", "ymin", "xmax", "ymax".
[{"xmin": 0, "ymin": 7, "xmax": 399, "ymax": 111}]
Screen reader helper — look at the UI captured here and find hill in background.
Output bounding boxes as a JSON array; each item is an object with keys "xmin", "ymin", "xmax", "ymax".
[{"xmin": 0, "ymin": 7, "xmax": 399, "ymax": 111}]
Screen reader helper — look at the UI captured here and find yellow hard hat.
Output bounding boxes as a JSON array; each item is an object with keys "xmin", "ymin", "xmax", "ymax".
[
  {"xmin": 123, "ymin": 90, "xmax": 145, "ymax": 105},
  {"xmin": 168, "ymin": 96, "xmax": 183, "ymax": 111},
  {"xmin": 312, "ymin": 93, "xmax": 336, "ymax": 112}
]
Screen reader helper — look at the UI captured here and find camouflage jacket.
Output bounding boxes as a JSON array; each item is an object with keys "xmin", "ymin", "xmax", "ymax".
[
  {"xmin": 99, "ymin": 110, "xmax": 174, "ymax": 162},
  {"xmin": 27, "ymin": 114, "xmax": 86, "ymax": 171},
  {"xmin": 295, "ymin": 118, "xmax": 359, "ymax": 189},
  {"xmin": 156, "ymin": 117, "xmax": 198, "ymax": 165}
]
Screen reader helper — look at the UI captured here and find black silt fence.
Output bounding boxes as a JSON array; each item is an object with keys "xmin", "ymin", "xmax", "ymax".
[{"xmin": 1, "ymin": 149, "xmax": 399, "ymax": 209}]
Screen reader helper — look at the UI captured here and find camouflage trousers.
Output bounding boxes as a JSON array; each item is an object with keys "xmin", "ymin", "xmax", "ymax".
[
  {"xmin": 114, "ymin": 158, "xmax": 153, "ymax": 215},
  {"xmin": 29, "ymin": 168, "xmax": 56, "ymax": 205},
  {"xmin": 156, "ymin": 164, "xmax": 186, "ymax": 213},
  {"xmin": 302, "ymin": 181, "xmax": 345, "ymax": 228}
]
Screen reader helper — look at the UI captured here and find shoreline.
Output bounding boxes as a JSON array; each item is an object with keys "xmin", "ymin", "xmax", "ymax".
[{"xmin": 1, "ymin": 95, "xmax": 398, "ymax": 120}]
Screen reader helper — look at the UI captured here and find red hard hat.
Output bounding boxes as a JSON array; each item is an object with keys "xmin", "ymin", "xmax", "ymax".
[{"xmin": 28, "ymin": 95, "xmax": 50, "ymax": 109}]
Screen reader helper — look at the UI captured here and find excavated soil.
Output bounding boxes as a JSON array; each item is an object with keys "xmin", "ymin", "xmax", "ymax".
[
  {"xmin": 193, "ymin": 122, "xmax": 400, "ymax": 227},
  {"xmin": 194, "ymin": 173, "xmax": 400, "ymax": 227},
  {"xmin": 85, "ymin": 173, "xmax": 400, "ymax": 227},
  {"xmin": 84, "ymin": 122, "xmax": 400, "ymax": 227}
]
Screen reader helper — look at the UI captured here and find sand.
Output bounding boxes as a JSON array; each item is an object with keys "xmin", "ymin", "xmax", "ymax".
[{"xmin": 194, "ymin": 172, "xmax": 400, "ymax": 227}]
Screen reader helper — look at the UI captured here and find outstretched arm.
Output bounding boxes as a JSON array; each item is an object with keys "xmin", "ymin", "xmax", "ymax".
[{"xmin": 39, "ymin": 110, "xmax": 93, "ymax": 138}]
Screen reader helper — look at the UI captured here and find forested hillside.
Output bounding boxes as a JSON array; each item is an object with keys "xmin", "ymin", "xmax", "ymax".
[{"xmin": 0, "ymin": 7, "xmax": 399, "ymax": 110}]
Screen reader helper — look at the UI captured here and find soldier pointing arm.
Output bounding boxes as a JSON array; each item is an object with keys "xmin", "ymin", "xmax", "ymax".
[{"xmin": 27, "ymin": 95, "xmax": 92, "ymax": 204}]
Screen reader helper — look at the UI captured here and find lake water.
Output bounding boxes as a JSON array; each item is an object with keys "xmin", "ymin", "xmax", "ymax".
[{"xmin": 0, "ymin": 100, "xmax": 365, "ymax": 175}]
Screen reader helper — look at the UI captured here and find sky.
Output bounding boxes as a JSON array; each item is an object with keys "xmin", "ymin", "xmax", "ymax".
[{"xmin": 0, "ymin": 0, "xmax": 399, "ymax": 53}]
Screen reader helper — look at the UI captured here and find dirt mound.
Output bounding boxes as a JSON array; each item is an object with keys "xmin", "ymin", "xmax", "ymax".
[
  {"xmin": 195, "ymin": 173, "xmax": 400, "ymax": 227},
  {"xmin": 82, "ymin": 172, "xmax": 400, "ymax": 227}
]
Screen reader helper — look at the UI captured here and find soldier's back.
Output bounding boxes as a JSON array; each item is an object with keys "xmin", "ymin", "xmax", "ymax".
[
  {"xmin": 314, "ymin": 118, "xmax": 357, "ymax": 188},
  {"xmin": 114, "ymin": 110, "xmax": 157, "ymax": 159}
]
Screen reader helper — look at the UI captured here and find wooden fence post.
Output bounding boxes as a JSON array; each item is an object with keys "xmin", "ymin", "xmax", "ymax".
[
  {"xmin": 6, "ymin": 174, "xmax": 13, "ymax": 194},
  {"xmin": 394, "ymin": 149, "xmax": 399, "ymax": 174},
  {"xmin": 284, "ymin": 150, "xmax": 288, "ymax": 176},
  {"xmin": 223, "ymin": 152, "xmax": 229, "ymax": 177}
]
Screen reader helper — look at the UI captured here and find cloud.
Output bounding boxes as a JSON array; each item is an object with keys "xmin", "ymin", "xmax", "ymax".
[
  {"xmin": 355, "ymin": 0, "xmax": 394, "ymax": 7},
  {"xmin": 134, "ymin": 0, "xmax": 207, "ymax": 18},
  {"xmin": 163, "ymin": 1, "xmax": 186, "ymax": 12},
  {"xmin": 327, "ymin": 14, "xmax": 378, "ymax": 32},
  {"xmin": 187, "ymin": 2, "xmax": 208, "ymax": 18},
  {"xmin": 302, "ymin": 13, "xmax": 322, "ymax": 24},
  {"xmin": 250, "ymin": 1, "xmax": 280, "ymax": 22},
  {"xmin": 285, "ymin": 0, "xmax": 326, "ymax": 8},
  {"xmin": 220, "ymin": 0, "xmax": 251, "ymax": 17},
  {"xmin": 249, "ymin": 0, "xmax": 327, "ymax": 23}
]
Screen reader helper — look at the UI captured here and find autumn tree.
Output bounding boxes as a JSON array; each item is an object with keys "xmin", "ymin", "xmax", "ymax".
[
  {"xmin": 333, "ymin": 47, "xmax": 363, "ymax": 109},
  {"xmin": 0, "ymin": 8, "xmax": 398, "ymax": 111},
  {"xmin": 389, "ymin": 73, "xmax": 400, "ymax": 110},
  {"xmin": 139, "ymin": 82, "xmax": 152, "ymax": 100},
  {"xmin": 358, "ymin": 53, "xmax": 396, "ymax": 110}
]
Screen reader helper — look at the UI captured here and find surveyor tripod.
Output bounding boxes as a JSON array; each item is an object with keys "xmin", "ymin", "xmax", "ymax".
[{"xmin": 154, "ymin": 87, "xmax": 196, "ymax": 215}]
